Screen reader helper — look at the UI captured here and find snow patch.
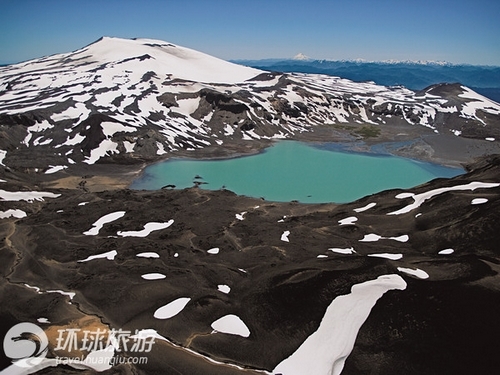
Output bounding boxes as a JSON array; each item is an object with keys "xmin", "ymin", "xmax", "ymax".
[
  {"xmin": 329, "ymin": 247, "xmax": 355, "ymax": 255},
  {"xmin": 78, "ymin": 250, "xmax": 117, "ymax": 262},
  {"xmin": 45, "ymin": 165, "xmax": 68, "ymax": 174},
  {"xmin": 142, "ymin": 273, "xmax": 166, "ymax": 280},
  {"xmin": 136, "ymin": 252, "xmax": 160, "ymax": 258},
  {"xmin": 0, "ymin": 209, "xmax": 27, "ymax": 219},
  {"xmin": 353, "ymin": 202, "xmax": 376, "ymax": 212},
  {"xmin": 471, "ymin": 198, "xmax": 488, "ymax": 205},
  {"xmin": 83, "ymin": 139, "xmax": 119, "ymax": 164},
  {"xmin": 438, "ymin": 248, "xmax": 454, "ymax": 255},
  {"xmin": 0, "ymin": 150, "xmax": 6, "ymax": 165},
  {"xmin": 359, "ymin": 233, "xmax": 382, "ymax": 242},
  {"xmin": 338, "ymin": 216, "xmax": 358, "ymax": 225},
  {"xmin": 211, "ymin": 315, "xmax": 250, "ymax": 338},
  {"xmin": 117, "ymin": 220, "xmax": 174, "ymax": 237},
  {"xmin": 154, "ymin": 297, "xmax": 191, "ymax": 319},
  {"xmin": 156, "ymin": 142, "xmax": 168, "ymax": 155},
  {"xmin": 0, "ymin": 189, "xmax": 61, "ymax": 202},
  {"xmin": 60, "ymin": 133, "xmax": 86, "ymax": 147},
  {"xmin": 123, "ymin": 140, "xmax": 135, "ymax": 153},
  {"xmin": 235, "ymin": 211, "xmax": 247, "ymax": 220},
  {"xmin": 101, "ymin": 121, "xmax": 136, "ymax": 138},
  {"xmin": 367, "ymin": 253, "xmax": 403, "ymax": 260},
  {"xmin": 207, "ymin": 247, "xmax": 220, "ymax": 254},
  {"xmin": 397, "ymin": 267, "xmax": 429, "ymax": 279},
  {"xmin": 83, "ymin": 211, "xmax": 126, "ymax": 236},
  {"xmin": 217, "ymin": 285, "xmax": 231, "ymax": 294},
  {"xmin": 281, "ymin": 230, "xmax": 290, "ymax": 242}
]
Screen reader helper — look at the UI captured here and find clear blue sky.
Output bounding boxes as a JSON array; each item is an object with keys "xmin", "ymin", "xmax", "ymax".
[{"xmin": 1, "ymin": 0, "xmax": 499, "ymax": 65}]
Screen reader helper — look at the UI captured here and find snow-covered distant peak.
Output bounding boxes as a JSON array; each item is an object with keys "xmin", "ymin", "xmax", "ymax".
[{"xmin": 293, "ymin": 53, "xmax": 310, "ymax": 61}]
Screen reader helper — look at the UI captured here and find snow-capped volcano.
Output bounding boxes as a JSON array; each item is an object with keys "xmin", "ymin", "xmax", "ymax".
[
  {"xmin": 0, "ymin": 37, "xmax": 499, "ymax": 169},
  {"xmin": 3, "ymin": 36, "xmax": 262, "ymax": 85}
]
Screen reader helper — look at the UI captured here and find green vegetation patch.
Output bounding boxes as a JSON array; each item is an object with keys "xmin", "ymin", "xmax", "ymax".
[
  {"xmin": 333, "ymin": 124, "xmax": 381, "ymax": 139},
  {"xmin": 354, "ymin": 125, "xmax": 381, "ymax": 138}
]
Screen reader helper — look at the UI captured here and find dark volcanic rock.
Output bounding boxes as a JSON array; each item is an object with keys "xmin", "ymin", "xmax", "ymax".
[{"xmin": 1, "ymin": 155, "xmax": 499, "ymax": 374}]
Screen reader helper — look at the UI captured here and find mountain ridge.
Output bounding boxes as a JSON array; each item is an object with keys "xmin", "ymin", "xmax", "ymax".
[{"xmin": 1, "ymin": 37, "xmax": 499, "ymax": 175}]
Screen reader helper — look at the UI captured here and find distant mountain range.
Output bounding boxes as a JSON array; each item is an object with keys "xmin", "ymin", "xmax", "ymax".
[{"xmin": 234, "ymin": 58, "xmax": 500, "ymax": 102}]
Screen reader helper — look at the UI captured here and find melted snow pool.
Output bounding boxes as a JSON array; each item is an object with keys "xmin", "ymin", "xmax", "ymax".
[{"xmin": 131, "ymin": 141, "xmax": 463, "ymax": 203}]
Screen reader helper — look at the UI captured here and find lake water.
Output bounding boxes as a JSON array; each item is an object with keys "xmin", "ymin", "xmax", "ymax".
[{"xmin": 130, "ymin": 141, "xmax": 463, "ymax": 203}]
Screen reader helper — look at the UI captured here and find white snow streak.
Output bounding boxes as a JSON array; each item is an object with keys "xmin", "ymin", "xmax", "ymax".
[
  {"xmin": 117, "ymin": 220, "xmax": 174, "ymax": 237},
  {"xmin": 353, "ymin": 202, "xmax": 376, "ymax": 212},
  {"xmin": 367, "ymin": 253, "xmax": 403, "ymax": 260},
  {"xmin": 0, "ymin": 189, "xmax": 61, "ymax": 202},
  {"xmin": 388, "ymin": 182, "xmax": 500, "ymax": 215},
  {"xmin": 329, "ymin": 247, "xmax": 356, "ymax": 255},
  {"xmin": 78, "ymin": 250, "xmax": 117, "ymax": 262},
  {"xmin": 273, "ymin": 274, "xmax": 407, "ymax": 375},
  {"xmin": 136, "ymin": 252, "xmax": 160, "ymax": 258},
  {"xmin": 83, "ymin": 211, "xmax": 126, "ymax": 236},
  {"xmin": 45, "ymin": 165, "xmax": 67, "ymax": 174}
]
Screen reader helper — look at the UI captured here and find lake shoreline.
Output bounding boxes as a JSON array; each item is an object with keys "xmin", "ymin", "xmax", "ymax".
[
  {"xmin": 40, "ymin": 130, "xmax": 498, "ymax": 196},
  {"xmin": 130, "ymin": 140, "xmax": 464, "ymax": 204}
]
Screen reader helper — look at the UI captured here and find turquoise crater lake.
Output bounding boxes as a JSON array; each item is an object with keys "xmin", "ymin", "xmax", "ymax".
[{"xmin": 130, "ymin": 141, "xmax": 463, "ymax": 203}]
